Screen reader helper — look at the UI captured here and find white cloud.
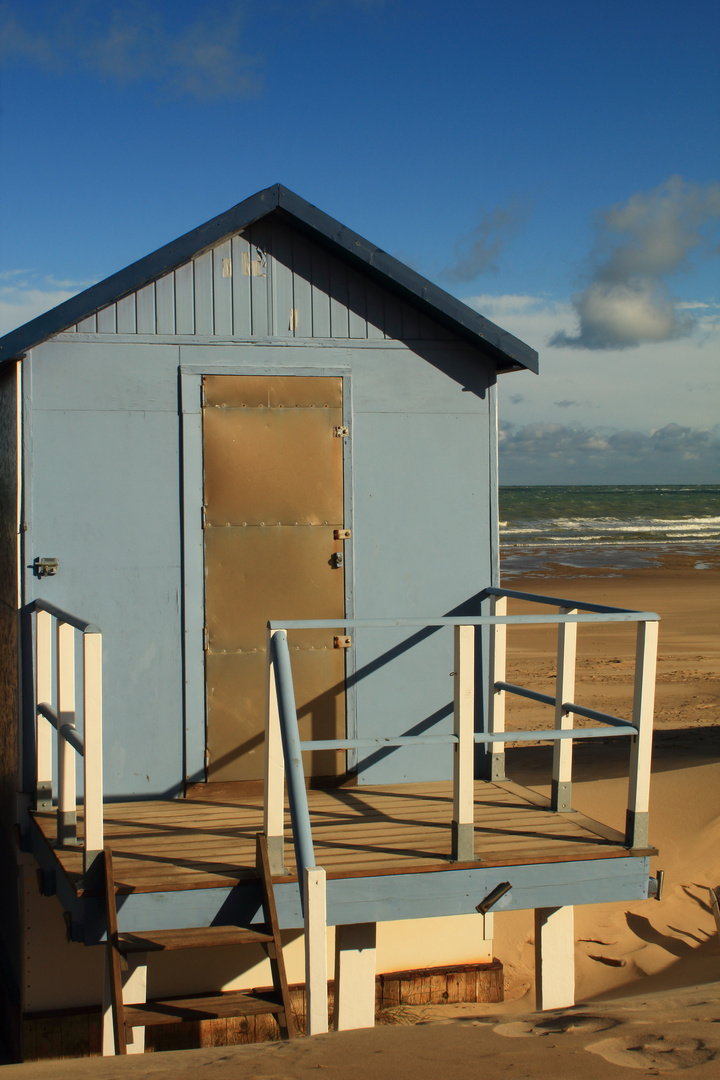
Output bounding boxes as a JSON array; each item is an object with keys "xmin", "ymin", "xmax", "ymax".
[
  {"xmin": 551, "ymin": 176, "xmax": 720, "ymax": 350},
  {"xmin": 0, "ymin": 2, "xmax": 263, "ymax": 100},
  {"xmin": 0, "ymin": 272, "xmax": 88, "ymax": 336},
  {"xmin": 442, "ymin": 202, "xmax": 528, "ymax": 283}
]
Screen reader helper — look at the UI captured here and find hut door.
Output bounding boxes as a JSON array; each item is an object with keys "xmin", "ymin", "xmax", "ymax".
[{"xmin": 201, "ymin": 375, "xmax": 347, "ymax": 783}]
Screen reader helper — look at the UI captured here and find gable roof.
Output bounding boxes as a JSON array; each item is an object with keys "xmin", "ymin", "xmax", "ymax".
[{"xmin": 0, "ymin": 184, "xmax": 538, "ymax": 373}]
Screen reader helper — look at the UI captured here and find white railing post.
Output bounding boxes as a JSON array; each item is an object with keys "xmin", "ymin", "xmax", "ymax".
[
  {"xmin": 57, "ymin": 621, "xmax": 77, "ymax": 846},
  {"xmin": 552, "ymin": 608, "xmax": 578, "ymax": 812},
  {"xmin": 83, "ymin": 631, "xmax": 103, "ymax": 876},
  {"xmin": 626, "ymin": 619, "xmax": 659, "ymax": 848},
  {"xmin": 264, "ymin": 626, "xmax": 286, "ymax": 874},
  {"xmin": 452, "ymin": 624, "xmax": 475, "ymax": 861},
  {"xmin": 487, "ymin": 595, "xmax": 507, "ymax": 781},
  {"xmin": 304, "ymin": 866, "xmax": 329, "ymax": 1035},
  {"xmin": 35, "ymin": 609, "xmax": 53, "ymax": 810}
]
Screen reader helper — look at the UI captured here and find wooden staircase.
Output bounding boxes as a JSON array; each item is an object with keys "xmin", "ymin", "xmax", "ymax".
[{"xmin": 104, "ymin": 832, "xmax": 296, "ymax": 1054}]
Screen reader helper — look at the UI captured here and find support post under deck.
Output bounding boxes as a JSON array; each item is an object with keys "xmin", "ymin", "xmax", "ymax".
[
  {"xmin": 534, "ymin": 906, "xmax": 575, "ymax": 1011},
  {"xmin": 334, "ymin": 922, "xmax": 377, "ymax": 1031}
]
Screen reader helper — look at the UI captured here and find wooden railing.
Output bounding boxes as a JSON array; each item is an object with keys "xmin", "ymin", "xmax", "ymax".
[
  {"xmin": 263, "ymin": 595, "xmax": 659, "ymax": 1032},
  {"xmin": 31, "ymin": 600, "xmax": 103, "ymax": 879}
]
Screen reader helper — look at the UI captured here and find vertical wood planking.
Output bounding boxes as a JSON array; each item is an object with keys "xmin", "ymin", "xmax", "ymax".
[
  {"xmin": 270, "ymin": 223, "xmax": 294, "ymax": 339},
  {"xmin": 305, "ymin": 866, "xmax": 329, "ymax": 1035},
  {"xmin": 310, "ymin": 246, "xmax": 331, "ymax": 337},
  {"xmin": 292, "ymin": 232, "xmax": 313, "ymax": 338},
  {"xmin": 116, "ymin": 295, "xmax": 137, "ymax": 334},
  {"xmin": 35, "ymin": 609, "xmax": 53, "ymax": 809},
  {"xmin": 76, "ymin": 313, "xmax": 97, "ymax": 333},
  {"xmin": 401, "ymin": 301, "xmax": 420, "ymax": 340},
  {"xmin": 97, "ymin": 305, "xmax": 117, "ymax": 333},
  {"xmin": 56, "ymin": 621, "xmax": 76, "ymax": 844},
  {"xmin": 487, "ymin": 595, "xmax": 507, "ymax": 781},
  {"xmin": 384, "ymin": 294, "xmax": 403, "ymax": 339},
  {"xmin": 329, "ymin": 257, "xmax": 349, "ymax": 338},
  {"xmin": 365, "ymin": 281, "xmax": 385, "ymax": 339},
  {"xmin": 175, "ymin": 263, "xmax": 195, "ymax": 334},
  {"xmin": 231, "ymin": 234, "xmax": 252, "ymax": 336},
  {"xmin": 552, "ymin": 609, "xmax": 577, "ymax": 813},
  {"xmin": 212, "ymin": 241, "xmax": 233, "ymax": 336},
  {"xmin": 135, "ymin": 284, "xmax": 156, "ymax": 334},
  {"xmin": 83, "ymin": 631, "xmax": 104, "ymax": 866},
  {"xmin": 194, "ymin": 252, "xmax": 214, "ymax": 335},
  {"xmin": 347, "ymin": 269, "xmax": 368, "ymax": 338},
  {"xmin": 249, "ymin": 223, "xmax": 270, "ymax": 337},
  {"xmin": 452, "ymin": 625, "xmax": 475, "ymax": 861},
  {"xmin": 155, "ymin": 274, "xmax": 176, "ymax": 334}
]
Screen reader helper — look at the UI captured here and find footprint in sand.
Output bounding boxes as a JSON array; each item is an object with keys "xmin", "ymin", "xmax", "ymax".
[
  {"xmin": 587, "ymin": 1033, "xmax": 716, "ymax": 1071},
  {"xmin": 494, "ymin": 1014, "xmax": 617, "ymax": 1038}
]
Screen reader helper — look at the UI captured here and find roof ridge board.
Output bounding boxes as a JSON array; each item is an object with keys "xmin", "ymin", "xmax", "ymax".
[{"xmin": 0, "ymin": 183, "xmax": 538, "ymax": 374}]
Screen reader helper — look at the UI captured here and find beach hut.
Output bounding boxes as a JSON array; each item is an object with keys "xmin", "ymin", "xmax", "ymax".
[{"xmin": 0, "ymin": 185, "xmax": 659, "ymax": 1059}]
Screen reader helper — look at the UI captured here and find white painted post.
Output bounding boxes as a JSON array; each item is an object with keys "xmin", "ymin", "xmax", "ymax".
[
  {"xmin": 626, "ymin": 620, "xmax": 659, "ymax": 849},
  {"xmin": 487, "ymin": 595, "xmax": 507, "ymax": 781},
  {"xmin": 482, "ymin": 910, "xmax": 494, "ymax": 950},
  {"xmin": 534, "ymin": 906, "xmax": 575, "ymax": 1010},
  {"xmin": 35, "ymin": 609, "xmax": 53, "ymax": 810},
  {"xmin": 552, "ymin": 608, "xmax": 577, "ymax": 813},
  {"xmin": 83, "ymin": 631, "xmax": 103, "ymax": 876},
  {"xmin": 102, "ymin": 953, "xmax": 147, "ymax": 1055},
  {"xmin": 334, "ymin": 922, "xmax": 377, "ymax": 1031},
  {"xmin": 264, "ymin": 626, "xmax": 285, "ymax": 874},
  {"xmin": 452, "ymin": 625, "xmax": 475, "ymax": 861},
  {"xmin": 57, "ymin": 621, "xmax": 77, "ymax": 845},
  {"xmin": 304, "ymin": 865, "xmax": 329, "ymax": 1035}
]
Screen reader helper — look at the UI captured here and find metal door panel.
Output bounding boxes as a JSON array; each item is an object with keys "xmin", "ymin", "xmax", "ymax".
[
  {"xmin": 203, "ymin": 407, "xmax": 343, "ymax": 526},
  {"xmin": 206, "ymin": 650, "xmax": 346, "ymax": 781},
  {"xmin": 202, "ymin": 374, "xmax": 347, "ymax": 783},
  {"xmin": 204, "ymin": 374, "xmax": 343, "ymax": 409},
  {"xmin": 204, "ymin": 525, "xmax": 344, "ymax": 651}
]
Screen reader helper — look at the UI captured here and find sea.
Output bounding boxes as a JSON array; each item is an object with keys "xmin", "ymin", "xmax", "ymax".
[{"xmin": 499, "ymin": 484, "xmax": 720, "ymax": 577}]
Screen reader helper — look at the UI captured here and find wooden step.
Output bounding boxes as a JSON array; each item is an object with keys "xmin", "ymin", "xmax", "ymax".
[
  {"xmin": 117, "ymin": 924, "xmax": 274, "ymax": 954},
  {"xmin": 123, "ymin": 989, "xmax": 285, "ymax": 1028}
]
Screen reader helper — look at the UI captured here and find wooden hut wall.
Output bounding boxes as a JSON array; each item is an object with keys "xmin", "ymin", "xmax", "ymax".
[{"xmin": 23, "ymin": 217, "xmax": 497, "ymax": 797}]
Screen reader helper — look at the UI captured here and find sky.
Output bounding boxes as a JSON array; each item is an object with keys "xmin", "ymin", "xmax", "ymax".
[{"xmin": 0, "ymin": 0, "xmax": 718, "ymax": 485}]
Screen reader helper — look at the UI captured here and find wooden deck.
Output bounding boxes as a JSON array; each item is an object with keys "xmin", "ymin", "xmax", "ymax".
[{"xmin": 30, "ymin": 779, "xmax": 641, "ymax": 898}]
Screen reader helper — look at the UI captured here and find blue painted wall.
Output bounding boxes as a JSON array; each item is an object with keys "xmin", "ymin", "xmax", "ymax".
[{"xmin": 22, "ymin": 220, "xmax": 500, "ymax": 798}]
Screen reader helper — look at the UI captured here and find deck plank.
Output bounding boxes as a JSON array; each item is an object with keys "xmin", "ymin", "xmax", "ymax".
[{"xmin": 30, "ymin": 780, "xmax": 638, "ymax": 896}]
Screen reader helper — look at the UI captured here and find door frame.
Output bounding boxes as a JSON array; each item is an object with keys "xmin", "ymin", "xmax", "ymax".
[{"xmin": 179, "ymin": 354, "xmax": 355, "ymax": 787}]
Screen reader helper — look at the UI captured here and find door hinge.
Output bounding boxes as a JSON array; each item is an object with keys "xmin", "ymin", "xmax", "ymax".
[
  {"xmin": 201, "ymin": 379, "xmax": 207, "ymax": 407},
  {"xmin": 202, "ymin": 505, "xmax": 207, "ymax": 529},
  {"xmin": 334, "ymin": 528, "xmax": 351, "ymax": 540},
  {"xmin": 203, "ymin": 627, "xmax": 209, "ymax": 651},
  {"xmin": 333, "ymin": 425, "xmax": 349, "ymax": 438},
  {"xmin": 334, "ymin": 635, "xmax": 352, "ymax": 649}
]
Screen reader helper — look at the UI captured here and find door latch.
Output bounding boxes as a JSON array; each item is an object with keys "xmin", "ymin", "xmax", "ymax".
[
  {"xmin": 331, "ymin": 552, "xmax": 344, "ymax": 568},
  {"xmin": 334, "ymin": 529, "xmax": 351, "ymax": 540},
  {"xmin": 334, "ymin": 636, "xmax": 352, "ymax": 649},
  {"xmin": 34, "ymin": 557, "xmax": 59, "ymax": 578}
]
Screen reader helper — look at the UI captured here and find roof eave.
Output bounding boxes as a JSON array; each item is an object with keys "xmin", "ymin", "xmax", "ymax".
[{"xmin": 0, "ymin": 183, "xmax": 539, "ymax": 374}]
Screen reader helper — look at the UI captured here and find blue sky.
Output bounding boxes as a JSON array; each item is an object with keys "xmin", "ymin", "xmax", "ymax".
[{"xmin": 1, "ymin": 0, "xmax": 719, "ymax": 483}]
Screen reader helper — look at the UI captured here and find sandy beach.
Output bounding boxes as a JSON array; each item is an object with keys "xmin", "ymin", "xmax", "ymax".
[{"xmin": 2, "ymin": 548, "xmax": 718, "ymax": 1076}]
